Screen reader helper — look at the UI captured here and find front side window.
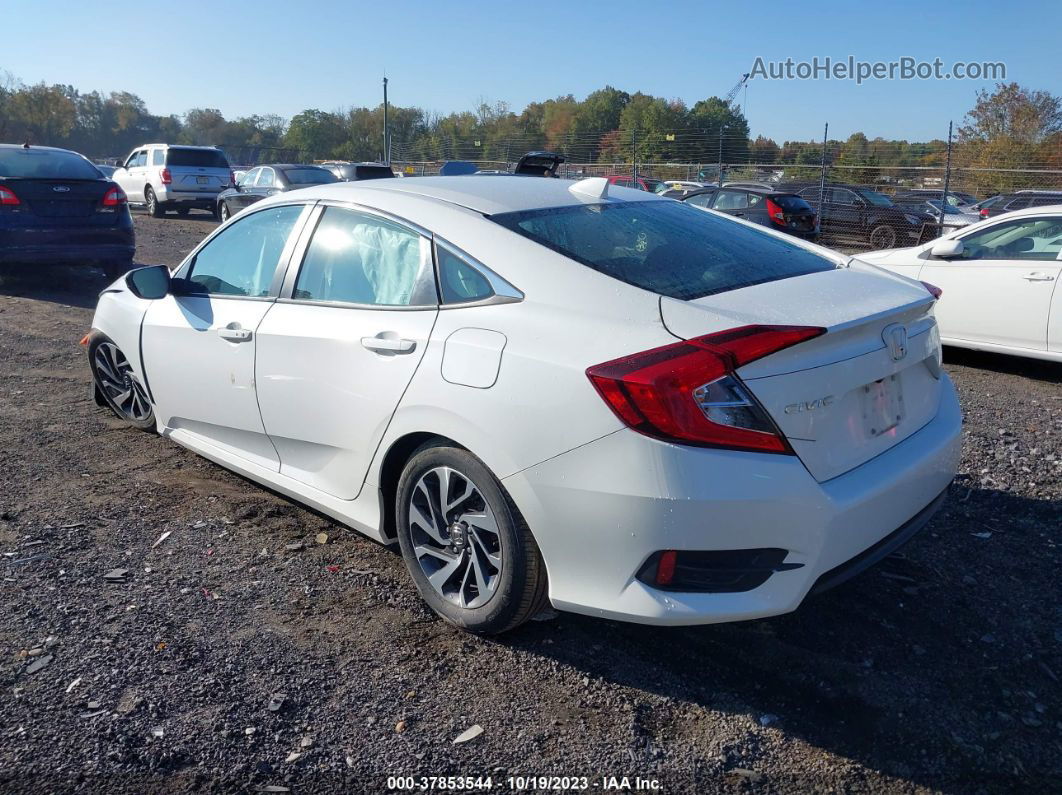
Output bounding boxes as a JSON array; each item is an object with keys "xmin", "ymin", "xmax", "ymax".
[
  {"xmin": 239, "ymin": 168, "xmax": 260, "ymax": 187},
  {"xmin": 134, "ymin": 151, "xmax": 148, "ymax": 168},
  {"xmin": 438, "ymin": 245, "xmax": 494, "ymax": 304},
  {"xmin": 186, "ymin": 205, "xmax": 304, "ymax": 296},
  {"xmin": 957, "ymin": 217, "xmax": 1062, "ymax": 261},
  {"xmin": 293, "ymin": 207, "xmax": 431, "ymax": 306},
  {"xmin": 491, "ymin": 200, "xmax": 836, "ymax": 301},
  {"xmin": 685, "ymin": 193, "xmax": 712, "ymax": 208},
  {"xmin": 256, "ymin": 168, "xmax": 276, "ymax": 188}
]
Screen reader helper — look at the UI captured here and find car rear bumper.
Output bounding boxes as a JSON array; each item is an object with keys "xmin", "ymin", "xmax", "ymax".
[
  {"xmin": 503, "ymin": 373, "xmax": 961, "ymax": 626},
  {"xmin": 0, "ymin": 225, "xmax": 134, "ymax": 265},
  {"xmin": 155, "ymin": 188, "xmax": 222, "ymax": 205}
]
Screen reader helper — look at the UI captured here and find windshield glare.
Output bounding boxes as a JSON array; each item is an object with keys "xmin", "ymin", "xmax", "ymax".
[
  {"xmin": 490, "ymin": 200, "xmax": 836, "ymax": 301},
  {"xmin": 283, "ymin": 168, "xmax": 338, "ymax": 185},
  {"xmin": 857, "ymin": 189, "xmax": 894, "ymax": 207}
]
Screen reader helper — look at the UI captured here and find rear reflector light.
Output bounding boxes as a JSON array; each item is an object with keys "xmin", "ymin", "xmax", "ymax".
[
  {"xmin": 921, "ymin": 281, "xmax": 942, "ymax": 300},
  {"xmin": 100, "ymin": 184, "xmax": 127, "ymax": 207},
  {"xmin": 586, "ymin": 325, "xmax": 825, "ymax": 454},
  {"xmin": 655, "ymin": 550, "xmax": 677, "ymax": 586},
  {"xmin": 765, "ymin": 197, "xmax": 786, "ymax": 224},
  {"xmin": 979, "ymin": 208, "xmax": 989, "ymax": 218},
  {"xmin": 0, "ymin": 184, "xmax": 21, "ymax": 205},
  {"xmin": 160, "ymin": 168, "xmax": 172, "ymax": 185}
]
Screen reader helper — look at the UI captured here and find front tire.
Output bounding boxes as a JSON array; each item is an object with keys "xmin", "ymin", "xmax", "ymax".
[
  {"xmin": 396, "ymin": 444, "xmax": 548, "ymax": 634},
  {"xmin": 868, "ymin": 223, "xmax": 898, "ymax": 249},
  {"xmin": 145, "ymin": 186, "xmax": 163, "ymax": 218},
  {"xmin": 218, "ymin": 202, "xmax": 230, "ymax": 222},
  {"xmin": 88, "ymin": 335, "xmax": 155, "ymax": 430}
]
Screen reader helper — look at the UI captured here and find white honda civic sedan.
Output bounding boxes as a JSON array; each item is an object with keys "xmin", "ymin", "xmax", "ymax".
[
  {"xmin": 858, "ymin": 204, "xmax": 1062, "ymax": 362},
  {"xmin": 86, "ymin": 175, "xmax": 961, "ymax": 634}
]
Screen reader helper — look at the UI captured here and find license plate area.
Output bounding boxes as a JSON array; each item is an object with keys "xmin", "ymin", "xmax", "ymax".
[
  {"xmin": 196, "ymin": 176, "xmax": 209, "ymax": 184},
  {"xmin": 862, "ymin": 374, "xmax": 904, "ymax": 437}
]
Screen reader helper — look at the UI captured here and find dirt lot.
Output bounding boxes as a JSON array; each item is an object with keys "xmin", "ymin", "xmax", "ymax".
[{"xmin": 0, "ymin": 212, "xmax": 1060, "ymax": 793}]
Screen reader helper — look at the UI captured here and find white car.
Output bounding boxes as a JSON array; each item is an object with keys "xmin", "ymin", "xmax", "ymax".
[
  {"xmin": 858, "ymin": 204, "xmax": 1062, "ymax": 362},
  {"xmin": 86, "ymin": 176, "xmax": 961, "ymax": 634},
  {"xmin": 112, "ymin": 144, "xmax": 232, "ymax": 218}
]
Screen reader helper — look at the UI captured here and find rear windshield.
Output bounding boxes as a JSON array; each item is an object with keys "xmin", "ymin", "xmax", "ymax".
[
  {"xmin": 283, "ymin": 167, "xmax": 338, "ymax": 185},
  {"xmin": 165, "ymin": 148, "xmax": 230, "ymax": 168},
  {"xmin": 490, "ymin": 200, "xmax": 836, "ymax": 300},
  {"xmin": 348, "ymin": 165, "xmax": 394, "ymax": 180},
  {"xmin": 771, "ymin": 194, "xmax": 813, "ymax": 212},
  {"xmin": 0, "ymin": 148, "xmax": 102, "ymax": 180}
]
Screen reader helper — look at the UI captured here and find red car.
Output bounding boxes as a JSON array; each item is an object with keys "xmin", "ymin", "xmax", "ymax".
[{"xmin": 604, "ymin": 175, "xmax": 667, "ymax": 193}]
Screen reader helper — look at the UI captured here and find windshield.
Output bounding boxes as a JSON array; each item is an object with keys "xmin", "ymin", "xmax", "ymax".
[
  {"xmin": 283, "ymin": 167, "xmax": 338, "ymax": 185},
  {"xmin": 0, "ymin": 148, "xmax": 102, "ymax": 180},
  {"xmin": 927, "ymin": 200, "xmax": 964, "ymax": 215},
  {"xmin": 166, "ymin": 148, "xmax": 230, "ymax": 168},
  {"xmin": 856, "ymin": 189, "xmax": 894, "ymax": 207},
  {"xmin": 490, "ymin": 200, "xmax": 836, "ymax": 301}
]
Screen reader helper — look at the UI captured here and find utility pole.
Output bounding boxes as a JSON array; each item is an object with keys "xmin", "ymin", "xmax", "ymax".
[
  {"xmin": 817, "ymin": 122, "xmax": 829, "ymax": 213},
  {"xmin": 382, "ymin": 76, "xmax": 390, "ymax": 165},
  {"xmin": 632, "ymin": 128, "xmax": 638, "ymax": 183},
  {"xmin": 717, "ymin": 125, "xmax": 724, "ymax": 186},
  {"xmin": 941, "ymin": 120, "xmax": 953, "ymax": 229}
]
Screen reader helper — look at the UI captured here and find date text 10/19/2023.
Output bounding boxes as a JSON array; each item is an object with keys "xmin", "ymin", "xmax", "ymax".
[{"xmin": 386, "ymin": 775, "xmax": 664, "ymax": 791}]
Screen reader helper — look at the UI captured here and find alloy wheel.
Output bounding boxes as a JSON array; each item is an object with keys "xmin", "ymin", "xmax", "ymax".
[
  {"xmin": 407, "ymin": 466, "xmax": 502, "ymax": 609},
  {"xmin": 93, "ymin": 341, "xmax": 152, "ymax": 421},
  {"xmin": 870, "ymin": 225, "xmax": 898, "ymax": 249}
]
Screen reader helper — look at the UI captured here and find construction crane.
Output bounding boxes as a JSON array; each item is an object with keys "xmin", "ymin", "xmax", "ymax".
[{"xmin": 723, "ymin": 73, "xmax": 750, "ymax": 108}]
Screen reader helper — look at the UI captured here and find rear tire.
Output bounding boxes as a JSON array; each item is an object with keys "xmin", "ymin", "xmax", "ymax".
[
  {"xmin": 87, "ymin": 335, "xmax": 155, "ymax": 431},
  {"xmin": 396, "ymin": 443, "xmax": 548, "ymax": 635},
  {"xmin": 145, "ymin": 186, "xmax": 163, "ymax": 218}
]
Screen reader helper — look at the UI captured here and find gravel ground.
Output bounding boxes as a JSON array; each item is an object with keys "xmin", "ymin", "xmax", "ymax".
[{"xmin": 0, "ymin": 213, "xmax": 1060, "ymax": 793}]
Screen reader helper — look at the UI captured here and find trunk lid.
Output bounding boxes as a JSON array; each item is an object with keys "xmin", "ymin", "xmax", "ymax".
[
  {"xmin": 661, "ymin": 265, "xmax": 943, "ymax": 482},
  {"xmin": 4, "ymin": 178, "xmax": 116, "ymax": 225}
]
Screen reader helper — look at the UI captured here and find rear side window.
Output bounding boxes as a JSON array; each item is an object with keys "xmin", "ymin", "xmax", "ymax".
[
  {"xmin": 152, "ymin": 150, "xmax": 164, "ymax": 166},
  {"xmin": 437, "ymin": 246, "xmax": 493, "ymax": 304},
  {"xmin": 166, "ymin": 148, "xmax": 230, "ymax": 168},
  {"xmin": 0, "ymin": 148, "xmax": 102, "ymax": 180},
  {"xmin": 186, "ymin": 205, "xmax": 303, "ymax": 296},
  {"xmin": 293, "ymin": 207, "xmax": 431, "ymax": 306},
  {"xmin": 490, "ymin": 200, "xmax": 836, "ymax": 301},
  {"xmin": 283, "ymin": 168, "xmax": 338, "ymax": 185}
]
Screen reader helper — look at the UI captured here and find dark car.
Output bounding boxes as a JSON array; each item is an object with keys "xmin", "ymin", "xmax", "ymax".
[
  {"xmin": 980, "ymin": 191, "xmax": 1062, "ymax": 218},
  {"xmin": 893, "ymin": 188, "xmax": 979, "ymax": 209},
  {"xmin": 0, "ymin": 144, "xmax": 134, "ymax": 278},
  {"xmin": 216, "ymin": 164, "xmax": 338, "ymax": 221},
  {"xmin": 790, "ymin": 183, "xmax": 934, "ymax": 248},
  {"xmin": 318, "ymin": 161, "xmax": 395, "ymax": 181},
  {"xmin": 681, "ymin": 186, "xmax": 820, "ymax": 241}
]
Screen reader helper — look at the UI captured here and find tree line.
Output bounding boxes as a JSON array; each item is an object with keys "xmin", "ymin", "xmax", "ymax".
[{"xmin": 0, "ymin": 71, "xmax": 1058, "ymax": 191}]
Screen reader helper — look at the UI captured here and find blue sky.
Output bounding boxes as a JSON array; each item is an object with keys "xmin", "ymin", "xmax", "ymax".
[{"xmin": 4, "ymin": 0, "xmax": 1058, "ymax": 142}]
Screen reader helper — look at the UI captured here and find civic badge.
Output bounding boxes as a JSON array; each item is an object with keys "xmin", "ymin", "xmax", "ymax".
[
  {"xmin": 52, "ymin": 185, "xmax": 70, "ymax": 192},
  {"xmin": 882, "ymin": 323, "xmax": 908, "ymax": 361}
]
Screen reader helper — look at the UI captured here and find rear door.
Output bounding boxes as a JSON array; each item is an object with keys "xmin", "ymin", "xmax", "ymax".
[
  {"xmin": 920, "ymin": 215, "xmax": 1062, "ymax": 350},
  {"xmin": 255, "ymin": 203, "xmax": 439, "ymax": 499},
  {"xmin": 141, "ymin": 203, "xmax": 311, "ymax": 469}
]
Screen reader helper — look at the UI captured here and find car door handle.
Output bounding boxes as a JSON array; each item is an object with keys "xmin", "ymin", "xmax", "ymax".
[
  {"xmin": 1022, "ymin": 272, "xmax": 1055, "ymax": 281},
  {"xmin": 218, "ymin": 326, "xmax": 252, "ymax": 342},
  {"xmin": 361, "ymin": 336, "xmax": 415, "ymax": 353}
]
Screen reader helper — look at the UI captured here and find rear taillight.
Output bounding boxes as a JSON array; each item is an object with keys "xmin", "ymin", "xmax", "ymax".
[
  {"xmin": 921, "ymin": 281, "xmax": 943, "ymax": 300},
  {"xmin": 0, "ymin": 184, "xmax": 21, "ymax": 206},
  {"xmin": 160, "ymin": 168, "xmax": 172, "ymax": 185},
  {"xmin": 100, "ymin": 184, "xmax": 127, "ymax": 207},
  {"xmin": 979, "ymin": 208, "xmax": 989, "ymax": 218},
  {"xmin": 586, "ymin": 325, "xmax": 825, "ymax": 454},
  {"xmin": 765, "ymin": 197, "xmax": 786, "ymax": 225}
]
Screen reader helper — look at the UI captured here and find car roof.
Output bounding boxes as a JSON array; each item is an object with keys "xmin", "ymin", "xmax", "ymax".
[
  {"xmin": 976, "ymin": 203, "xmax": 1062, "ymax": 221},
  {"xmin": 258, "ymin": 164, "xmax": 329, "ymax": 170},
  {"xmin": 0, "ymin": 143, "xmax": 78, "ymax": 154},
  {"xmin": 297, "ymin": 175, "xmax": 668, "ymax": 214}
]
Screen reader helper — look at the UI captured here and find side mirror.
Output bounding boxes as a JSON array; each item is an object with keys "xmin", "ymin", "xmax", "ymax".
[
  {"xmin": 125, "ymin": 265, "xmax": 171, "ymax": 299},
  {"xmin": 930, "ymin": 238, "xmax": 964, "ymax": 258}
]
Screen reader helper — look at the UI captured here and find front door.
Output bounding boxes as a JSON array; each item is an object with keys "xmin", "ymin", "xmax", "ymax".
[
  {"xmin": 141, "ymin": 203, "xmax": 310, "ymax": 468},
  {"xmin": 255, "ymin": 204, "xmax": 439, "ymax": 499},
  {"xmin": 920, "ymin": 215, "xmax": 1062, "ymax": 350}
]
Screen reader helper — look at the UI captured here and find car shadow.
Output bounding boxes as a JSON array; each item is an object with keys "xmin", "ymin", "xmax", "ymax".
[
  {"xmin": 0, "ymin": 264, "xmax": 118, "ymax": 309},
  {"xmin": 501, "ymin": 484, "xmax": 1061, "ymax": 790},
  {"xmin": 944, "ymin": 347, "xmax": 1062, "ymax": 384}
]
